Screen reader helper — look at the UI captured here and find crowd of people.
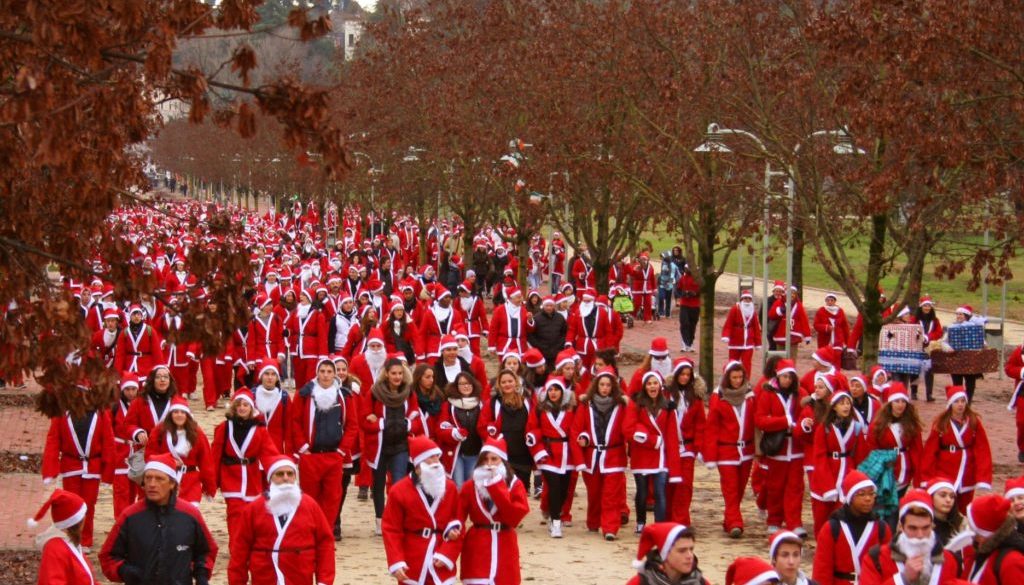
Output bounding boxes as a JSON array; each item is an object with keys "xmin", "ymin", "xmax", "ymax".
[{"xmin": 17, "ymin": 198, "xmax": 1024, "ymax": 585}]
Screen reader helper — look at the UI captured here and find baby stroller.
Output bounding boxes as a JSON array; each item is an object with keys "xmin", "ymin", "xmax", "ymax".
[{"xmin": 610, "ymin": 285, "xmax": 635, "ymax": 329}]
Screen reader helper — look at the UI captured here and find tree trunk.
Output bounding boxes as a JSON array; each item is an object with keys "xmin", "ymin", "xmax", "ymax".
[
  {"xmin": 516, "ymin": 231, "xmax": 531, "ymax": 292},
  {"xmin": 792, "ymin": 227, "xmax": 805, "ymax": 294},
  {"xmin": 698, "ymin": 269, "xmax": 719, "ymax": 385},
  {"xmin": 861, "ymin": 214, "xmax": 888, "ymax": 369}
]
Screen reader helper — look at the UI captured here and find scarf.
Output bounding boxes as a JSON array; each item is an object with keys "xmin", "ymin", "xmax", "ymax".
[
  {"xmin": 312, "ymin": 382, "xmax": 339, "ymax": 411},
  {"xmin": 825, "ymin": 305, "xmax": 840, "ymax": 315},
  {"xmin": 172, "ymin": 429, "xmax": 191, "ymax": 458},
  {"xmin": 448, "ymin": 396, "xmax": 480, "ymax": 410},
  {"xmin": 638, "ymin": 564, "xmax": 706, "ymax": 585},
  {"xmin": 372, "ymin": 381, "xmax": 412, "ymax": 408},
  {"xmin": 417, "ymin": 389, "xmax": 443, "ymax": 417},
  {"xmin": 297, "ymin": 303, "xmax": 311, "ymax": 319},
  {"xmin": 255, "ymin": 386, "xmax": 282, "ymax": 416},
  {"xmin": 591, "ymin": 394, "xmax": 616, "ymax": 414},
  {"xmin": 720, "ymin": 383, "xmax": 749, "ymax": 407}
]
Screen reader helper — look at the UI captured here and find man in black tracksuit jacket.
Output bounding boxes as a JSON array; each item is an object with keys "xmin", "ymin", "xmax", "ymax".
[{"xmin": 529, "ymin": 299, "xmax": 568, "ymax": 369}]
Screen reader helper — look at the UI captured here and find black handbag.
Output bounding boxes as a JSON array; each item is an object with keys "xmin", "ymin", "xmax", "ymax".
[{"xmin": 759, "ymin": 430, "xmax": 788, "ymax": 457}]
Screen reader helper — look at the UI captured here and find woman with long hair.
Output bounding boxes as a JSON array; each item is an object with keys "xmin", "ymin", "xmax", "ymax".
[
  {"xmin": 527, "ymin": 377, "xmax": 578, "ymax": 538},
  {"xmin": 438, "ymin": 371, "xmax": 484, "ymax": 487},
  {"xmin": 478, "ymin": 369, "xmax": 536, "ymax": 495},
  {"xmin": 123, "ymin": 364, "xmax": 177, "ymax": 447},
  {"xmin": 664, "ymin": 357, "xmax": 706, "ymax": 526},
  {"xmin": 412, "ymin": 363, "xmax": 444, "ymax": 439},
  {"xmin": 489, "ymin": 352, "xmax": 524, "ymax": 390},
  {"xmin": 920, "ymin": 385, "xmax": 993, "ymax": 512},
  {"xmin": 808, "ymin": 387, "xmax": 868, "ymax": 534},
  {"xmin": 753, "ymin": 359, "xmax": 806, "ymax": 537},
  {"xmin": 912, "ymin": 297, "xmax": 943, "ymax": 401},
  {"xmin": 382, "ymin": 303, "xmax": 418, "ymax": 364},
  {"xmin": 522, "ymin": 353, "xmax": 550, "ymax": 401},
  {"xmin": 866, "ymin": 382, "xmax": 923, "ymax": 500},
  {"xmin": 926, "ymin": 476, "xmax": 967, "ymax": 549},
  {"xmin": 30, "ymin": 490, "xmax": 96, "ymax": 584},
  {"xmin": 145, "ymin": 396, "xmax": 216, "ymax": 506},
  {"xmin": 340, "ymin": 305, "xmax": 379, "ymax": 359},
  {"xmin": 703, "ymin": 361, "xmax": 755, "ymax": 538},
  {"xmin": 625, "ymin": 371, "xmax": 681, "ymax": 534},
  {"xmin": 573, "ymin": 366, "xmax": 629, "ymax": 539},
  {"xmin": 457, "ymin": 438, "xmax": 531, "ymax": 585}
]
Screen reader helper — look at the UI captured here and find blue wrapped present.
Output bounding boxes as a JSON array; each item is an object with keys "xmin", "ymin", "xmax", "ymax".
[
  {"xmin": 879, "ymin": 349, "xmax": 927, "ymax": 375},
  {"xmin": 947, "ymin": 322, "xmax": 984, "ymax": 351}
]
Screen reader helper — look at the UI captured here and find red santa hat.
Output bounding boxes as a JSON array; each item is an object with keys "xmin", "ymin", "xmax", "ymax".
[
  {"xmin": 640, "ymin": 371, "xmax": 664, "ymax": 388},
  {"xmin": 896, "ymin": 305, "xmax": 911, "ymax": 319},
  {"xmin": 265, "ymin": 455, "xmax": 298, "ymax": 481},
  {"xmin": 829, "ymin": 387, "xmax": 852, "ymax": 406},
  {"xmin": 523, "ymin": 348, "xmax": 546, "ymax": 369},
  {"xmin": 257, "ymin": 359, "xmax": 280, "ymax": 380},
  {"xmin": 956, "ymin": 305, "xmax": 974, "ymax": 317},
  {"xmin": 812, "ymin": 347, "xmax": 835, "ymax": 368},
  {"xmin": 409, "ymin": 436, "xmax": 443, "ymax": 467},
  {"xmin": 739, "ymin": 290, "xmax": 753, "ymax": 301},
  {"xmin": 725, "ymin": 557, "xmax": 779, "ymax": 585},
  {"xmin": 841, "ymin": 470, "xmax": 875, "ymax": 504},
  {"xmin": 870, "ymin": 365, "xmax": 889, "ymax": 386},
  {"xmin": 366, "ymin": 278, "xmax": 384, "ymax": 294},
  {"xmin": 167, "ymin": 395, "xmax": 191, "ymax": 415},
  {"xmin": 119, "ymin": 373, "xmax": 140, "ymax": 390},
  {"xmin": 366, "ymin": 328, "xmax": 386, "ymax": 346},
  {"xmin": 648, "ymin": 337, "xmax": 670, "ymax": 357},
  {"xmin": 772, "ymin": 280, "xmax": 785, "ymax": 292},
  {"xmin": 580, "ymin": 288, "xmax": 596, "ymax": 301},
  {"xmin": 255, "ymin": 293, "xmax": 273, "ymax": 310},
  {"xmin": 541, "ymin": 295, "xmax": 556, "ymax": 307},
  {"xmin": 438, "ymin": 335, "xmax": 458, "ymax": 352},
  {"xmin": 102, "ymin": 307, "xmax": 121, "ymax": 321},
  {"xmin": 633, "ymin": 522, "xmax": 693, "ymax": 568},
  {"xmin": 479, "ymin": 437, "xmax": 509, "ymax": 461},
  {"xmin": 458, "ymin": 280, "xmax": 473, "ymax": 294},
  {"xmin": 231, "ymin": 389, "xmax": 256, "ymax": 409},
  {"xmin": 898, "ymin": 488, "xmax": 934, "ymax": 521},
  {"xmin": 775, "ymin": 359, "xmax": 797, "ymax": 377},
  {"xmin": 453, "ymin": 324, "xmax": 470, "ymax": 342},
  {"xmin": 506, "ymin": 287, "xmax": 522, "ymax": 299},
  {"xmin": 332, "ymin": 354, "xmax": 348, "ymax": 367},
  {"xmin": 723, "ymin": 359, "xmax": 745, "ymax": 375},
  {"xmin": 768, "ymin": 530, "xmax": 803, "ymax": 560},
  {"xmin": 883, "ymin": 382, "xmax": 910, "ymax": 403},
  {"xmin": 127, "ymin": 303, "xmax": 146, "ymax": 316},
  {"xmin": 299, "ymin": 288, "xmax": 313, "ymax": 302},
  {"xmin": 326, "ymin": 274, "xmax": 343, "ymax": 285},
  {"xmin": 1004, "ymin": 476, "xmax": 1024, "ymax": 500},
  {"xmin": 944, "ymin": 384, "xmax": 968, "ymax": 408},
  {"xmin": 919, "ymin": 296, "xmax": 934, "ymax": 307},
  {"xmin": 966, "ymin": 494, "xmax": 1012, "ymax": 538},
  {"xmin": 26, "ymin": 489, "xmax": 88, "ymax": 530},
  {"xmin": 672, "ymin": 357, "xmax": 695, "ymax": 375},
  {"xmin": 554, "ymin": 349, "xmax": 576, "ymax": 371},
  {"xmin": 817, "ymin": 373, "xmax": 838, "ymax": 393},
  {"xmin": 593, "ymin": 366, "xmax": 618, "ymax": 384},
  {"xmin": 925, "ymin": 476, "xmax": 957, "ymax": 496},
  {"xmin": 388, "ymin": 352, "xmax": 408, "ymax": 365},
  {"xmin": 144, "ymin": 452, "xmax": 181, "ymax": 483}
]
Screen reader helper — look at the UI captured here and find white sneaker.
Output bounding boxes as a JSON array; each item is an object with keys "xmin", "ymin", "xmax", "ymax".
[
  {"xmin": 550, "ymin": 520, "xmax": 563, "ymax": 538},
  {"xmin": 374, "ymin": 518, "xmax": 382, "ymax": 536}
]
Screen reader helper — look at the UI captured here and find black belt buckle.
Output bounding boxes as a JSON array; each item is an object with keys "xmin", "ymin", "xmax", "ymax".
[{"xmin": 420, "ymin": 528, "xmax": 434, "ymax": 538}]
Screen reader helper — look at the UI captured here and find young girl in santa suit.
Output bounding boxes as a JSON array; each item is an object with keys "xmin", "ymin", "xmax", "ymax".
[
  {"xmin": 251, "ymin": 359, "xmax": 290, "ymax": 455},
  {"xmin": 704, "ymin": 360, "xmax": 756, "ymax": 538},
  {"xmin": 920, "ymin": 385, "xmax": 992, "ymax": 513},
  {"xmin": 808, "ymin": 387, "xmax": 869, "ymax": 535},
  {"xmin": 664, "ymin": 357, "xmax": 706, "ymax": 526},
  {"xmin": 458, "ymin": 438, "xmax": 531, "ymax": 585},
  {"xmin": 754, "ymin": 359, "xmax": 807, "ymax": 537},
  {"xmin": 110, "ymin": 374, "xmax": 142, "ymax": 518},
  {"xmin": 911, "ymin": 297, "xmax": 943, "ymax": 402},
  {"xmin": 145, "ymin": 396, "xmax": 216, "ymax": 506},
  {"xmin": 546, "ymin": 351, "xmax": 583, "ymax": 524},
  {"xmin": 211, "ymin": 390, "xmax": 279, "ymax": 550},
  {"xmin": 866, "ymin": 383, "xmax": 923, "ymax": 504},
  {"xmin": 479, "ymin": 370, "xmax": 537, "ymax": 499},
  {"xmin": 573, "ymin": 366, "xmax": 629, "ymax": 540},
  {"xmin": 438, "ymin": 371, "xmax": 484, "ymax": 488},
  {"xmin": 412, "ymin": 363, "xmax": 444, "ymax": 439},
  {"xmin": 333, "ymin": 354, "xmax": 364, "ymax": 534},
  {"xmin": 625, "ymin": 371, "xmax": 682, "ymax": 534},
  {"xmin": 29, "ymin": 490, "xmax": 96, "ymax": 585},
  {"xmin": 528, "ymin": 377, "xmax": 579, "ymax": 538},
  {"xmin": 848, "ymin": 375, "xmax": 881, "ymax": 432}
]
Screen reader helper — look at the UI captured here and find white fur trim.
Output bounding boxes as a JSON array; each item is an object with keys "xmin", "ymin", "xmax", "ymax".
[
  {"xmin": 898, "ymin": 502, "xmax": 934, "ymax": 521},
  {"xmin": 144, "ymin": 460, "xmax": 180, "ymax": 482},
  {"xmin": 1006, "ymin": 487, "xmax": 1024, "ymax": 500},
  {"xmin": 412, "ymin": 447, "xmax": 442, "ymax": 467},
  {"xmin": 479, "ymin": 444, "xmax": 508, "ymax": 461},
  {"xmin": 168, "ymin": 403, "xmax": 191, "ymax": 415},
  {"xmin": 842, "ymin": 479, "xmax": 875, "ymax": 503},
  {"xmin": 927, "ymin": 480, "xmax": 955, "ymax": 495},
  {"xmin": 769, "ymin": 531, "xmax": 802, "ymax": 559},
  {"xmin": 632, "ymin": 559, "xmax": 646, "ymax": 569},
  {"xmin": 26, "ymin": 518, "xmax": 39, "ymax": 529},
  {"xmin": 633, "ymin": 432, "xmax": 648, "ymax": 444},
  {"xmin": 887, "ymin": 390, "xmax": 910, "ymax": 403},
  {"xmin": 946, "ymin": 390, "xmax": 967, "ymax": 408},
  {"xmin": 53, "ymin": 504, "xmax": 88, "ymax": 530},
  {"xmin": 660, "ymin": 525, "xmax": 686, "ymax": 562},
  {"xmin": 266, "ymin": 458, "xmax": 298, "ymax": 480}
]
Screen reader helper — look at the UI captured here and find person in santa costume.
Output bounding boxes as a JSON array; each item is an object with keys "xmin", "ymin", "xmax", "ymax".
[
  {"xmin": 157, "ymin": 298, "xmax": 199, "ymax": 402},
  {"xmin": 288, "ymin": 289, "xmax": 329, "ymax": 389},
  {"xmin": 247, "ymin": 293, "xmax": 286, "ymax": 369},
  {"xmin": 809, "ymin": 387, "xmax": 869, "ymax": 535},
  {"xmin": 114, "ymin": 304, "xmax": 166, "ymax": 376},
  {"xmin": 911, "ymin": 297, "xmax": 944, "ymax": 402},
  {"xmin": 627, "ymin": 523, "xmax": 709, "ymax": 585},
  {"xmin": 924, "ymin": 477, "xmax": 966, "ymax": 553},
  {"xmin": 456, "ymin": 280, "xmax": 489, "ymax": 357},
  {"xmin": 328, "ymin": 293, "xmax": 360, "ymax": 354},
  {"xmin": 573, "ymin": 366, "xmax": 629, "ymax": 540},
  {"xmin": 754, "ymin": 358, "xmax": 808, "ymax": 537},
  {"xmin": 381, "ymin": 436, "xmax": 462, "ymax": 585},
  {"xmin": 28, "ymin": 489, "xmax": 96, "ymax": 585},
  {"xmin": 453, "ymin": 326, "xmax": 490, "ymax": 393},
  {"xmin": 848, "ymin": 375, "xmax": 880, "ymax": 431},
  {"xmin": 859, "ymin": 489, "xmax": 961, "ymax": 585},
  {"xmin": 252, "ymin": 359, "xmax": 291, "ymax": 454},
  {"xmin": 288, "ymin": 357, "xmax": 358, "ymax": 540},
  {"xmin": 768, "ymin": 530, "xmax": 816, "ymax": 585},
  {"xmin": 1006, "ymin": 476, "xmax": 1024, "ymax": 529},
  {"xmin": 527, "ymin": 377, "xmax": 579, "ymax": 538},
  {"xmin": 417, "ymin": 285, "xmax": 465, "ymax": 364},
  {"xmin": 349, "ymin": 328, "xmax": 389, "ymax": 390},
  {"xmin": 800, "ymin": 347, "xmax": 847, "ymax": 396},
  {"xmin": 362, "ymin": 357, "xmax": 425, "ymax": 533},
  {"xmin": 227, "ymin": 455, "xmax": 335, "ymax": 585},
  {"xmin": 663, "ymin": 357, "xmax": 706, "ymax": 527},
  {"xmin": 197, "ymin": 312, "xmax": 244, "ymax": 410},
  {"xmin": 212, "ymin": 389, "xmax": 280, "ymax": 550},
  {"xmin": 920, "ymin": 385, "xmax": 993, "ymax": 513},
  {"xmin": 123, "ymin": 364, "xmax": 176, "ymax": 449},
  {"xmin": 813, "ymin": 293, "xmax": 849, "ymax": 370},
  {"xmin": 703, "ymin": 360, "xmax": 756, "ymax": 538},
  {"xmin": 437, "ymin": 371, "xmax": 484, "ymax": 487},
  {"xmin": 110, "ymin": 374, "xmax": 142, "ymax": 517},
  {"xmin": 627, "ymin": 338, "xmax": 675, "ymax": 396},
  {"xmin": 41, "ymin": 399, "xmax": 116, "ymax": 551},
  {"xmin": 90, "ymin": 307, "xmax": 121, "ymax": 368},
  {"xmin": 720, "ymin": 290, "xmax": 763, "ymax": 375},
  {"xmin": 962, "ymin": 494, "xmax": 1024, "ymax": 585},
  {"xmin": 770, "ymin": 286, "xmax": 812, "ymax": 360},
  {"xmin": 413, "ymin": 364, "xmax": 445, "ymax": 439},
  {"xmin": 725, "ymin": 558, "xmax": 779, "ymax": 585},
  {"xmin": 812, "ymin": 471, "xmax": 891, "ymax": 585},
  {"xmin": 867, "ymin": 383, "xmax": 924, "ymax": 507},
  {"xmin": 629, "ymin": 253, "xmax": 658, "ymax": 324},
  {"xmin": 487, "ymin": 288, "xmax": 534, "ymax": 360},
  {"xmin": 1003, "ymin": 342, "xmax": 1024, "ymax": 463},
  {"xmin": 625, "ymin": 371, "xmax": 682, "ymax": 534},
  {"xmin": 145, "ymin": 396, "xmax": 217, "ymax": 506},
  {"xmin": 457, "ymin": 437, "xmax": 531, "ymax": 585},
  {"xmin": 478, "ymin": 369, "xmax": 536, "ymax": 494},
  {"xmin": 566, "ymin": 287, "xmax": 613, "ymax": 372}
]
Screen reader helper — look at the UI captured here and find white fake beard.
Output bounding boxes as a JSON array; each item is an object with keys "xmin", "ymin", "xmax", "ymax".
[
  {"xmin": 578, "ymin": 301, "xmax": 595, "ymax": 318},
  {"xmin": 267, "ymin": 482, "xmax": 302, "ymax": 518},
  {"xmin": 432, "ymin": 303, "xmax": 452, "ymax": 323},
  {"xmin": 652, "ymin": 357, "xmax": 673, "ymax": 379},
  {"xmin": 297, "ymin": 303, "xmax": 311, "ymax": 319},
  {"xmin": 365, "ymin": 348, "xmax": 387, "ymax": 378},
  {"xmin": 312, "ymin": 384, "xmax": 338, "ymax": 412},
  {"xmin": 896, "ymin": 532, "xmax": 935, "ymax": 578},
  {"xmin": 739, "ymin": 301, "xmax": 755, "ymax": 320},
  {"xmin": 473, "ymin": 464, "xmax": 508, "ymax": 500},
  {"xmin": 255, "ymin": 387, "xmax": 282, "ymax": 417},
  {"xmin": 460, "ymin": 297, "xmax": 474, "ymax": 313},
  {"xmin": 457, "ymin": 346, "xmax": 473, "ymax": 362},
  {"xmin": 825, "ymin": 305, "xmax": 840, "ymax": 315},
  {"xmin": 419, "ymin": 462, "xmax": 447, "ymax": 500},
  {"xmin": 172, "ymin": 430, "xmax": 192, "ymax": 458}
]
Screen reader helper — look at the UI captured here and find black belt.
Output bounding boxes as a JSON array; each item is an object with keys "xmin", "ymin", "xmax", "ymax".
[
  {"xmin": 683, "ymin": 438, "xmax": 695, "ymax": 445},
  {"xmin": 544, "ymin": 437, "xmax": 569, "ymax": 443},
  {"xmin": 718, "ymin": 440, "xmax": 747, "ymax": 448},
  {"xmin": 129, "ymin": 351, "xmax": 142, "ymax": 356},
  {"xmin": 77, "ymin": 454, "xmax": 102, "ymax": 462},
  {"xmin": 221, "ymin": 456, "xmax": 254, "ymax": 465},
  {"xmin": 253, "ymin": 546, "xmax": 314, "ymax": 554},
  {"xmin": 830, "ymin": 451, "xmax": 851, "ymax": 459},
  {"xmin": 834, "ymin": 571, "xmax": 856, "ymax": 581},
  {"xmin": 473, "ymin": 523, "xmax": 511, "ymax": 531},
  {"xmin": 943, "ymin": 444, "xmax": 968, "ymax": 453},
  {"xmin": 310, "ymin": 446, "xmax": 341, "ymax": 454},
  {"xmin": 178, "ymin": 465, "xmax": 199, "ymax": 472},
  {"xmin": 595, "ymin": 443, "xmax": 623, "ymax": 452},
  {"xmin": 407, "ymin": 528, "xmax": 442, "ymax": 538}
]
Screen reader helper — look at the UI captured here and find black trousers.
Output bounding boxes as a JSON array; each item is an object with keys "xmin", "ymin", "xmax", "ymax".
[
  {"xmin": 678, "ymin": 306, "xmax": 700, "ymax": 347},
  {"xmin": 543, "ymin": 470, "xmax": 570, "ymax": 521}
]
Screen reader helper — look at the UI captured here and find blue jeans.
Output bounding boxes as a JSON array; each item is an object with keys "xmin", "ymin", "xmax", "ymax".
[
  {"xmin": 550, "ymin": 273, "xmax": 562, "ymax": 295},
  {"xmin": 633, "ymin": 472, "xmax": 667, "ymax": 526},
  {"xmin": 452, "ymin": 453, "xmax": 478, "ymax": 489},
  {"xmin": 373, "ymin": 450, "xmax": 410, "ymax": 517},
  {"xmin": 657, "ymin": 289, "xmax": 673, "ymax": 317}
]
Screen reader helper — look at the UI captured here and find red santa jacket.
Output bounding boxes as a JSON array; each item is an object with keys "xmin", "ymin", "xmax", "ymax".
[
  {"xmin": 114, "ymin": 323, "xmax": 166, "ymax": 375},
  {"xmin": 253, "ymin": 387, "xmax": 290, "ymax": 454},
  {"xmin": 859, "ymin": 542, "xmax": 960, "ymax": 585},
  {"xmin": 436, "ymin": 401, "xmax": 482, "ymax": 474},
  {"xmin": 526, "ymin": 404, "xmax": 578, "ymax": 473},
  {"xmin": 146, "ymin": 424, "xmax": 217, "ymax": 499},
  {"xmin": 920, "ymin": 417, "xmax": 993, "ymax": 492},
  {"xmin": 90, "ymin": 327, "xmax": 120, "ymax": 368},
  {"xmin": 417, "ymin": 305, "xmax": 465, "ymax": 361},
  {"xmin": 670, "ymin": 394, "xmax": 707, "ymax": 461},
  {"xmin": 211, "ymin": 419, "xmax": 280, "ymax": 501},
  {"xmin": 810, "ymin": 419, "xmax": 869, "ymax": 501},
  {"xmin": 754, "ymin": 384, "xmax": 806, "ymax": 462},
  {"xmin": 37, "ymin": 535, "xmax": 95, "ymax": 585},
  {"xmin": 703, "ymin": 388, "xmax": 756, "ymax": 465},
  {"xmin": 866, "ymin": 421, "xmax": 922, "ymax": 490},
  {"xmin": 1006, "ymin": 344, "xmax": 1024, "ymax": 403},
  {"xmin": 122, "ymin": 393, "xmax": 172, "ymax": 442},
  {"xmin": 721, "ymin": 304, "xmax": 763, "ymax": 350},
  {"xmin": 288, "ymin": 381, "xmax": 359, "ymax": 460},
  {"xmin": 358, "ymin": 386, "xmax": 424, "ymax": 469},
  {"xmin": 570, "ymin": 258, "xmax": 595, "ymax": 289},
  {"xmin": 287, "ymin": 309, "xmax": 328, "ymax": 360},
  {"xmin": 110, "ymin": 398, "xmax": 136, "ymax": 476},
  {"xmin": 478, "ymin": 396, "xmax": 533, "ymax": 440},
  {"xmin": 814, "ymin": 306, "xmax": 851, "ymax": 350},
  {"xmin": 381, "ymin": 475, "xmax": 462, "ymax": 585},
  {"xmin": 630, "ymin": 262, "xmax": 657, "ymax": 295},
  {"xmin": 770, "ymin": 298, "xmax": 812, "ymax": 343},
  {"xmin": 157, "ymin": 314, "xmax": 199, "ymax": 369},
  {"xmin": 457, "ymin": 476, "xmax": 530, "ymax": 585},
  {"xmin": 572, "ymin": 398, "xmax": 629, "ymax": 473},
  {"xmin": 551, "ymin": 240, "xmax": 566, "ymax": 276},
  {"xmin": 227, "ymin": 493, "xmax": 335, "ymax": 585},
  {"xmin": 623, "ymin": 400, "xmax": 682, "ymax": 479},
  {"xmin": 812, "ymin": 508, "xmax": 891, "ymax": 585},
  {"xmin": 603, "ymin": 304, "xmax": 624, "ymax": 352},
  {"xmin": 964, "ymin": 545, "xmax": 1024, "ymax": 585},
  {"xmin": 565, "ymin": 305, "xmax": 613, "ymax": 356},
  {"xmin": 42, "ymin": 411, "xmax": 116, "ymax": 483},
  {"xmin": 456, "ymin": 296, "xmax": 488, "ymax": 340},
  {"xmin": 246, "ymin": 313, "xmax": 286, "ymax": 364},
  {"xmin": 487, "ymin": 303, "xmax": 534, "ymax": 356}
]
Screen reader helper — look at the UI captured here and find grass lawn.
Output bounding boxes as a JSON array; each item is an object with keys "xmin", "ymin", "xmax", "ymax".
[{"xmin": 642, "ymin": 230, "xmax": 1024, "ymax": 321}]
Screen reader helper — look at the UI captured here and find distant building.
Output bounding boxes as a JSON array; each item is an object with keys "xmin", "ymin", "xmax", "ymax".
[{"xmin": 331, "ymin": 0, "xmax": 367, "ymax": 60}]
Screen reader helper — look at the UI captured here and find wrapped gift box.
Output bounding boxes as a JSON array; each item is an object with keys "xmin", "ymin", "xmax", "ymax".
[
  {"xmin": 879, "ymin": 349, "xmax": 927, "ymax": 375},
  {"xmin": 880, "ymin": 324, "xmax": 924, "ymax": 352},
  {"xmin": 930, "ymin": 349, "xmax": 999, "ymax": 375},
  {"xmin": 947, "ymin": 322, "xmax": 985, "ymax": 351}
]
